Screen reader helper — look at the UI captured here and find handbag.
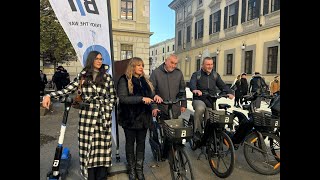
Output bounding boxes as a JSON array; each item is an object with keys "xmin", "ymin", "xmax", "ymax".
[{"xmin": 71, "ymin": 77, "xmax": 85, "ymax": 109}]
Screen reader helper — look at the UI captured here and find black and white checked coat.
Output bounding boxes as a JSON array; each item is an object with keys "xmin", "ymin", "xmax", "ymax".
[{"xmin": 48, "ymin": 70, "xmax": 116, "ymax": 177}]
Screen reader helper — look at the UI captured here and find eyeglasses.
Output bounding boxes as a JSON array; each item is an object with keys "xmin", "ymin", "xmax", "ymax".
[{"xmin": 94, "ymin": 58, "xmax": 103, "ymax": 61}]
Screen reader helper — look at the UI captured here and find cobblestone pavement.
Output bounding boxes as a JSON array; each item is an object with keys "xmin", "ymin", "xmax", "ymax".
[{"xmin": 40, "ymin": 88, "xmax": 279, "ymax": 180}]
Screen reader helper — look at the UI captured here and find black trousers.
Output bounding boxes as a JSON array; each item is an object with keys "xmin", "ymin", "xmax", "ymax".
[
  {"xmin": 123, "ymin": 128, "xmax": 148, "ymax": 154},
  {"xmin": 88, "ymin": 166, "xmax": 107, "ymax": 180}
]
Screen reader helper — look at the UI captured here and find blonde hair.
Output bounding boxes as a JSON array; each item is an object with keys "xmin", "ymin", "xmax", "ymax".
[{"xmin": 125, "ymin": 57, "xmax": 155, "ymax": 94}]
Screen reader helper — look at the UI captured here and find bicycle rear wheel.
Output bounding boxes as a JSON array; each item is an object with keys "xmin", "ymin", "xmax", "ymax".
[
  {"xmin": 207, "ymin": 131, "xmax": 235, "ymax": 178},
  {"xmin": 243, "ymin": 131, "xmax": 280, "ymax": 175},
  {"xmin": 169, "ymin": 146, "xmax": 194, "ymax": 180}
]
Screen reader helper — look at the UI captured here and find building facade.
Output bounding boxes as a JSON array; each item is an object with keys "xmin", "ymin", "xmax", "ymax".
[
  {"xmin": 149, "ymin": 38, "xmax": 175, "ymax": 74},
  {"xmin": 169, "ymin": 0, "xmax": 280, "ymax": 84},
  {"xmin": 42, "ymin": 0, "xmax": 152, "ymax": 79}
]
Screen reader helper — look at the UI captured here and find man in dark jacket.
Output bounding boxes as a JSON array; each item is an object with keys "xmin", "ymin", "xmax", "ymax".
[
  {"xmin": 149, "ymin": 54, "xmax": 187, "ymax": 159},
  {"xmin": 189, "ymin": 57, "xmax": 234, "ymax": 138},
  {"xmin": 249, "ymin": 72, "xmax": 268, "ymax": 108},
  {"xmin": 150, "ymin": 54, "xmax": 187, "ymax": 120}
]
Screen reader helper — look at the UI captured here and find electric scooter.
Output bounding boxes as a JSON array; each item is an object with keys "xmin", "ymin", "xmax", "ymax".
[{"xmin": 47, "ymin": 96, "xmax": 73, "ymax": 180}]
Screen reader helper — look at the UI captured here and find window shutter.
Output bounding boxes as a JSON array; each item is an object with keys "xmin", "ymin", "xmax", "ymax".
[
  {"xmin": 263, "ymin": 0, "xmax": 269, "ymax": 15},
  {"xmin": 217, "ymin": 10, "xmax": 221, "ymax": 32},
  {"xmin": 224, "ymin": 6, "xmax": 228, "ymax": 29},
  {"xmin": 235, "ymin": 1, "xmax": 239, "ymax": 25},
  {"xmin": 209, "ymin": 14, "xmax": 213, "ymax": 35},
  {"xmin": 256, "ymin": 0, "xmax": 261, "ymax": 18},
  {"xmin": 241, "ymin": 0, "xmax": 246, "ymax": 23},
  {"xmin": 195, "ymin": 22, "xmax": 198, "ymax": 39},
  {"xmin": 200, "ymin": 19, "xmax": 204, "ymax": 38}
]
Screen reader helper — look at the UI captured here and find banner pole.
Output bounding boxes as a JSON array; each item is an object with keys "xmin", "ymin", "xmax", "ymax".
[{"xmin": 107, "ymin": 0, "xmax": 127, "ymax": 175}]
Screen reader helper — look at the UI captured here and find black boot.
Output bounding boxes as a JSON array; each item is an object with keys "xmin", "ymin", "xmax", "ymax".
[
  {"xmin": 135, "ymin": 152, "xmax": 145, "ymax": 180},
  {"xmin": 126, "ymin": 153, "xmax": 136, "ymax": 180}
]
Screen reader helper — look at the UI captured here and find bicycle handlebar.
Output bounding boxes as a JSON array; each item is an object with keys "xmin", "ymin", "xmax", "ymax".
[
  {"xmin": 161, "ymin": 97, "xmax": 187, "ymax": 105},
  {"xmin": 193, "ymin": 91, "xmax": 229, "ymax": 99}
]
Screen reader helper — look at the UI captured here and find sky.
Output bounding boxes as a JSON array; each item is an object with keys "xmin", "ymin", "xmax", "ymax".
[{"xmin": 150, "ymin": 0, "xmax": 175, "ymax": 46}]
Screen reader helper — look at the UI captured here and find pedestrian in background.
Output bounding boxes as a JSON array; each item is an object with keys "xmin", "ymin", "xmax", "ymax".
[
  {"xmin": 249, "ymin": 72, "xmax": 268, "ymax": 109},
  {"xmin": 40, "ymin": 70, "xmax": 48, "ymax": 96},
  {"xmin": 42, "ymin": 51, "xmax": 116, "ymax": 180},
  {"xmin": 230, "ymin": 74, "xmax": 242, "ymax": 108},
  {"xmin": 117, "ymin": 57, "xmax": 155, "ymax": 180},
  {"xmin": 52, "ymin": 66, "xmax": 69, "ymax": 90},
  {"xmin": 240, "ymin": 73, "xmax": 249, "ymax": 105},
  {"xmin": 269, "ymin": 75, "xmax": 280, "ymax": 96}
]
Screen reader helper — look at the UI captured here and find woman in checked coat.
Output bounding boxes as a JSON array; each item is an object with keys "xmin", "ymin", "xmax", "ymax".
[{"xmin": 42, "ymin": 51, "xmax": 117, "ymax": 180}]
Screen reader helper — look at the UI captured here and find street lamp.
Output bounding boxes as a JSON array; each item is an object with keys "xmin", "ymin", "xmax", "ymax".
[{"xmin": 241, "ymin": 43, "xmax": 246, "ymax": 50}]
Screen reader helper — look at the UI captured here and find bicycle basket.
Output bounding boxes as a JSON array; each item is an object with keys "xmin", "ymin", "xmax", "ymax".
[
  {"xmin": 208, "ymin": 109, "xmax": 234, "ymax": 127},
  {"xmin": 252, "ymin": 110, "xmax": 280, "ymax": 128},
  {"xmin": 163, "ymin": 118, "xmax": 193, "ymax": 142}
]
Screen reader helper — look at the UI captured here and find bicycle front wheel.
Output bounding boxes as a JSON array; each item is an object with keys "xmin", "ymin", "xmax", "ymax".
[
  {"xmin": 169, "ymin": 146, "xmax": 194, "ymax": 180},
  {"xmin": 207, "ymin": 131, "xmax": 235, "ymax": 178},
  {"xmin": 243, "ymin": 131, "xmax": 280, "ymax": 175}
]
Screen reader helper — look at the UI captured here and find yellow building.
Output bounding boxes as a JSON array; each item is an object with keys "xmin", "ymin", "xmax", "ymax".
[
  {"xmin": 169, "ymin": 0, "xmax": 280, "ymax": 84},
  {"xmin": 111, "ymin": 0, "xmax": 153, "ymax": 75},
  {"xmin": 42, "ymin": 0, "xmax": 152, "ymax": 79}
]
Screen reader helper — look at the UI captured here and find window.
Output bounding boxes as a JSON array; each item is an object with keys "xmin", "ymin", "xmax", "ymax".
[
  {"xmin": 242, "ymin": 0, "xmax": 260, "ymax": 22},
  {"xmin": 151, "ymin": 51, "xmax": 153, "ymax": 56},
  {"xmin": 196, "ymin": 59, "xmax": 201, "ymax": 71},
  {"xmin": 194, "ymin": 19, "xmax": 204, "ymax": 39},
  {"xmin": 121, "ymin": 44, "xmax": 133, "ymax": 60},
  {"xmin": 267, "ymin": 46, "xmax": 278, "ymax": 73},
  {"xmin": 178, "ymin": 30, "xmax": 182, "ymax": 46},
  {"xmin": 172, "ymin": 45, "xmax": 175, "ymax": 51},
  {"xmin": 209, "ymin": 10, "xmax": 221, "ymax": 34},
  {"xmin": 224, "ymin": 1, "xmax": 239, "ymax": 29},
  {"xmin": 156, "ymin": 49, "xmax": 157, "ymax": 55},
  {"xmin": 163, "ymin": 47, "xmax": 165, "ymax": 53},
  {"xmin": 167, "ymin": 46, "xmax": 170, "ymax": 52},
  {"xmin": 178, "ymin": 11, "xmax": 183, "ymax": 22},
  {"xmin": 244, "ymin": 50, "xmax": 253, "ymax": 74},
  {"xmin": 229, "ymin": 4, "xmax": 236, "ymax": 27},
  {"xmin": 121, "ymin": 0, "xmax": 133, "ymax": 20},
  {"xmin": 212, "ymin": 56, "xmax": 217, "ymax": 71},
  {"xmin": 263, "ymin": 0, "xmax": 269, "ymax": 15},
  {"xmin": 271, "ymin": 0, "xmax": 280, "ymax": 12},
  {"xmin": 226, "ymin": 54, "xmax": 233, "ymax": 75},
  {"xmin": 247, "ymin": 0, "xmax": 257, "ymax": 21},
  {"xmin": 187, "ymin": 4, "xmax": 192, "ymax": 15},
  {"xmin": 263, "ymin": 0, "xmax": 280, "ymax": 15},
  {"xmin": 186, "ymin": 25, "xmax": 191, "ymax": 43},
  {"xmin": 162, "ymin": 56, "xmax": 165, "ymax": 61},
  {"xmin": 149, "ymin": 57, "xmax": 152, "ymax": 68}
]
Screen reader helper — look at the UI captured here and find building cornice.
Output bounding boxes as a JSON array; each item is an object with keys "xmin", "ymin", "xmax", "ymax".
[
  {"xmin": 150, "ymin": 37, "xmax": 175, "ymax": 48},
  {"xmin": 209, "ymin": 0, "xmax": 221, "ymax": 8},
  {"xmin": 113, "ymin": 28, "xmax": 153, "ymax": 36},
  {"xmin": 169, "ymin": 0, "xmax": 189, "ymax": 10},
  {"xmin": 176, "ymin": 23, "xmax": 280, "ymax": 54},
  {"xmin": 194, "ymin": 8, "xmax": 205, "ymax": 17}
]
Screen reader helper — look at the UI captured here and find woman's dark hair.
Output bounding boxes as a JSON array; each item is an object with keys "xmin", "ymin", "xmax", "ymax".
[{"xmin": 83, "ymin": 50, "xmax": 107, "ymax": 86}]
